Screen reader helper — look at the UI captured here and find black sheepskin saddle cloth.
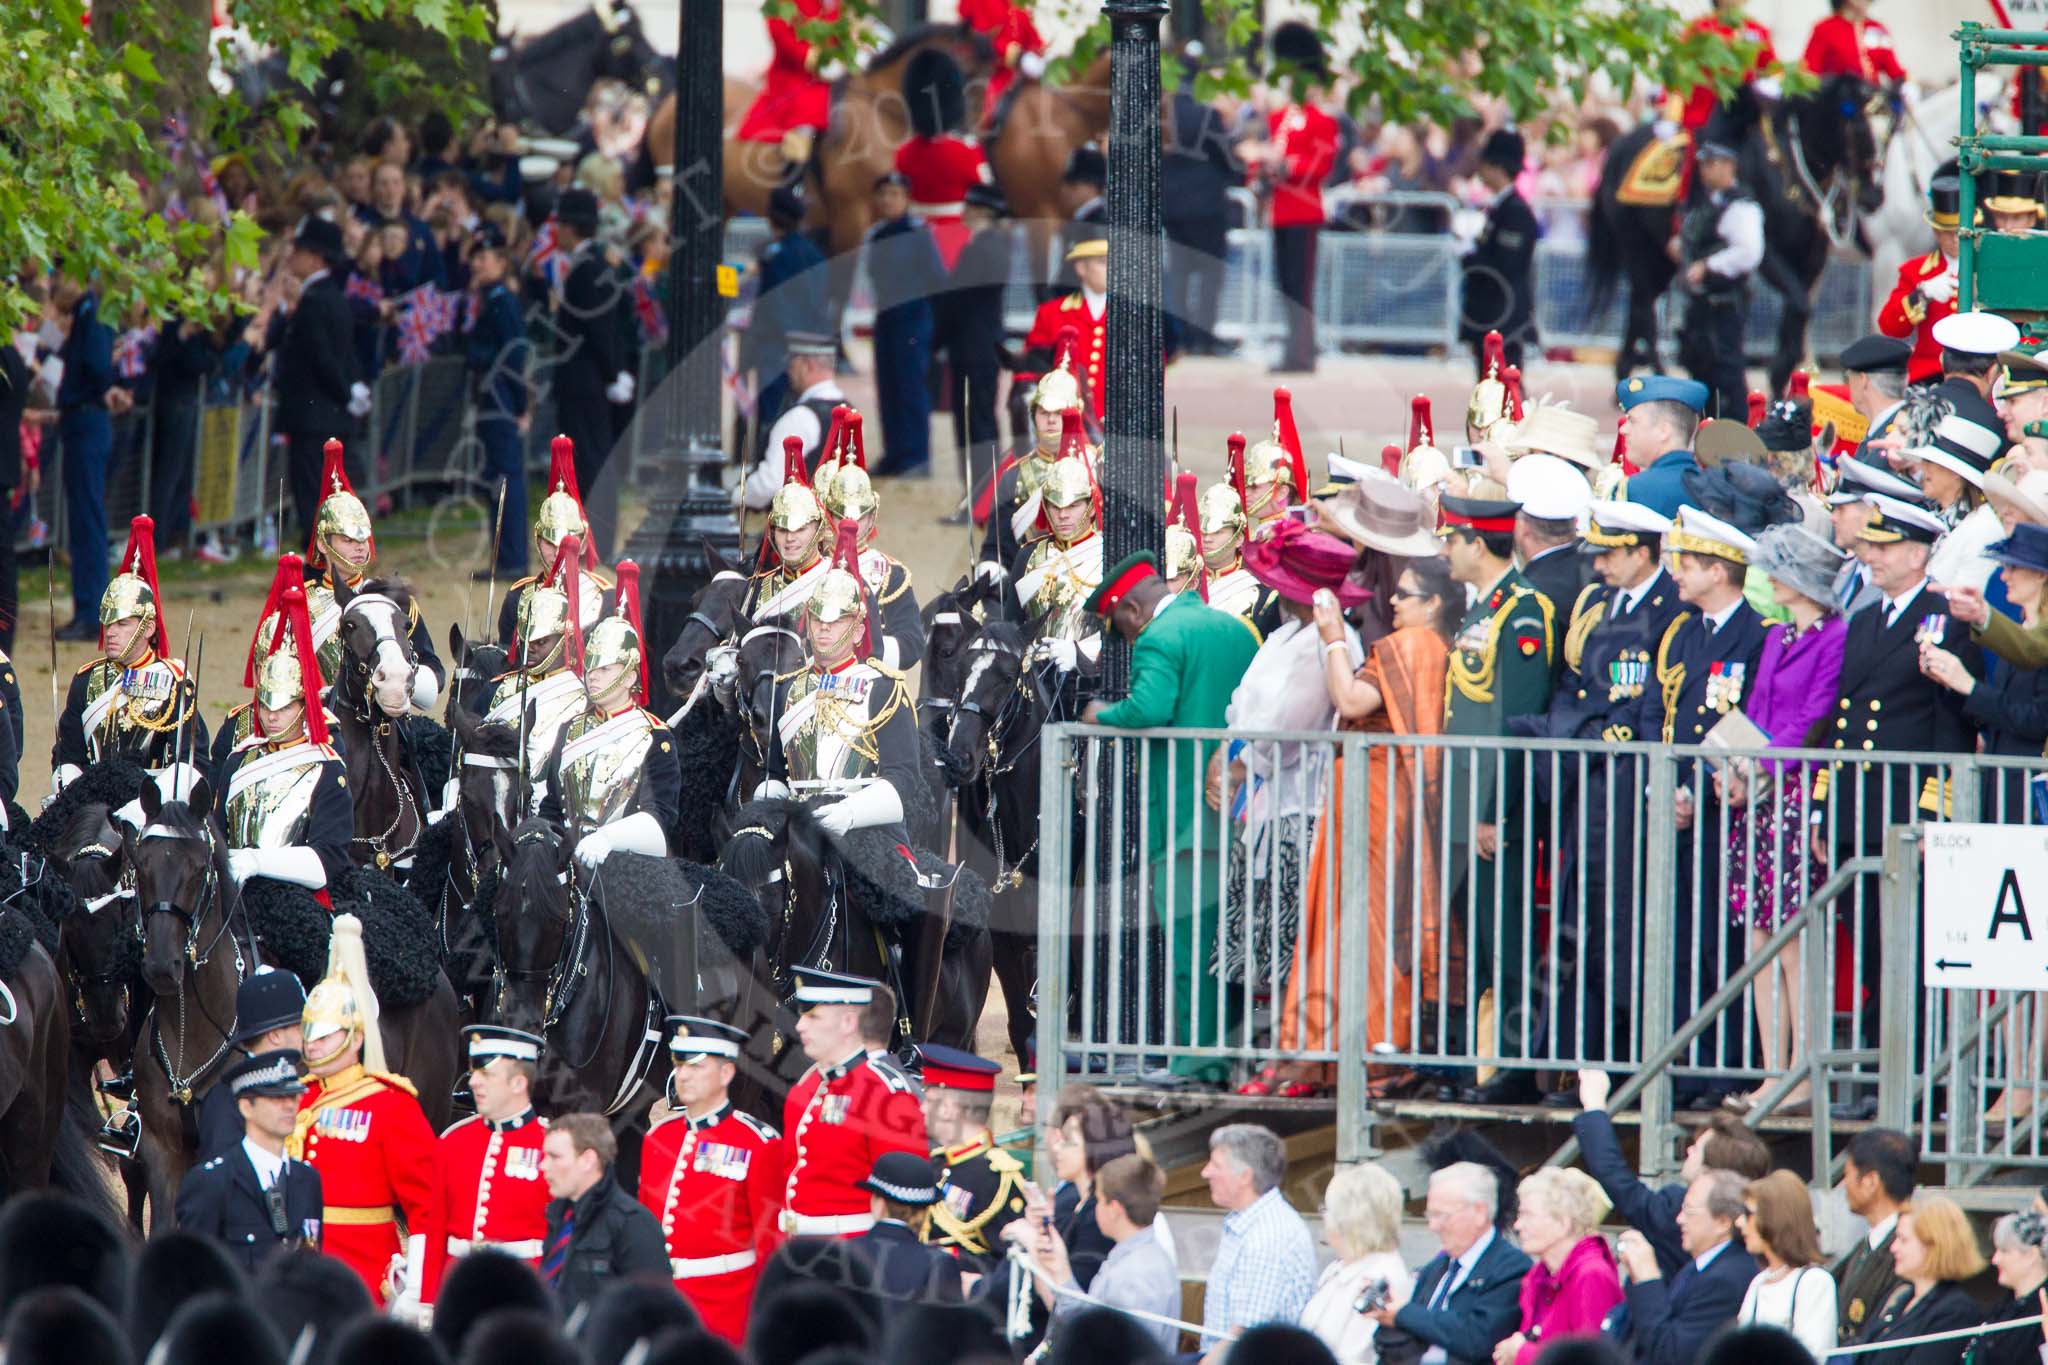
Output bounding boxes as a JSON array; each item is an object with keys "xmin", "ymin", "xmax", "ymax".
[
  {"xmin": 239, "ymin": 865, "xmax": 441, "ymax": 1007},
  {"xmin": 590, "ymin": 852, "xmax": 769, "ymax": 962},
  {"xmin": 402, "ymin": 715, "xmax": 453, "ymax": 801},
  {"xmin": 0, "ymin": 907, "xmax": 38, "ymax": 980},
  {"xmin": 21, "ymin": 758, "xmax": 148, "ymax": 858}
]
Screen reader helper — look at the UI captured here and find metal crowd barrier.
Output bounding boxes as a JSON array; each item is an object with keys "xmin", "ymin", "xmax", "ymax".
[{"xmin": 1033, "ymin": 726, "xmax": 2048, "ymax": 1185}]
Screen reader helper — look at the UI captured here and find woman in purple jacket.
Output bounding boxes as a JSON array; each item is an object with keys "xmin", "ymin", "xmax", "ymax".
[
  {"xmin": 1494, "ymin": 1168, "xmax": 1622, "ymax": 1365},
  {"xmin": 1718, "ymin": 525, "xmax": 1850, "ymax": 1115}
]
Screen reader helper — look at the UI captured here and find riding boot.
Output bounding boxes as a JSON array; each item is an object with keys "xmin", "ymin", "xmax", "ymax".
[{"xmin": 97, "ymin": 1066, "xmax": 136, "ymax": 1101}]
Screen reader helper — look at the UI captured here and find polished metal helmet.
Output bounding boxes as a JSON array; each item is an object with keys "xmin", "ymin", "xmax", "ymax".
[
  {"xmin": 301, "ymin": 976, "xmax": 361, "ymax": 1050},
  {"xmin": 534, "ymin": 435, "xmax": 590, "ymax": 549},
  {"xmin": 1164, "ymin": 524, "xmax": 1200, "ymax": 583},
  {"xmin": 314, "ymin": 438, "xmax": 373, "ymax": 548},
  {"xmin": 821, "ymin": 464, "xmax": 879, "ymax": 521},
  {"xmin": 1242, "ymin": 436, "xmax": 1296, "ymax": 490},
  {"xmin": 303, "ymin": 915, "xmax": 385, "ymax": 1072},
  {"xmin": 100, "ymin": 570, "xmax": 157, "ymax": 630},
  {"xmin": 1042, "ymin": 456, "xmax": 1096, "ymax": 510},
  {"xmin": 1467, "ymin": 331, "xmax": 1512, "ymax": 439},
  {"xmin": 583, "ymin": 613, "xmax": 642, "ymax": 682},
  {"xmin": 1032, "ymin": 364, "xmax": 1082, "ymax": 417},
  {"xmin": 1199, "ymin": 484, "xmax": 1247, "ymax": 538},
  {"xmin": 520, "ymin": 583, "xmax": 571, "ymax": 647},
  {"xmin": 808, "ymin": 563, "xmax": 867, "ymax": 623},
  {"xmin": 254, "ymin": 638, "xmax": 306, "ymax": 711},
  {"xmin": 769, "ymin": 480, "xmax": 824, "ymax": 533}
]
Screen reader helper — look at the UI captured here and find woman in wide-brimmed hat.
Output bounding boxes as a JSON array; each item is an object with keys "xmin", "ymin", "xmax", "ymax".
[
  {"xmin": 1923, "ymin": 520, "xmax": 2048, "ymax": 1125},
  {"xmin": 1718, "ymin": 524, "xmax": 1849, "ymax": 1116},
  {"xmin": 1208, "ymin": 521, "xmax": 1368, "ymax": 1076}
]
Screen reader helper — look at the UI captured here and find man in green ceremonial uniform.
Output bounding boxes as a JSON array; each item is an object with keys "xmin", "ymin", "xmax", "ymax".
[
  {"xmin": 1438, "ymin": 494, "xmax": 1556, "ymax": 1104},
  {"xmin": 1082, "ymin": 552, "xmax": 1259, "ymax": 1086}
]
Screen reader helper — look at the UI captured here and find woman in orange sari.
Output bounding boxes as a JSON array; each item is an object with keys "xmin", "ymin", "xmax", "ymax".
[{"xmin": 1262, "ymin": 553, "xmax": 1459, "ymax": 1096}]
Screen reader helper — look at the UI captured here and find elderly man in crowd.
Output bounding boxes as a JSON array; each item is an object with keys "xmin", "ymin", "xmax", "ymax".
[
  {"xmin": 1367, "ymin": 1161, "xmax": 1532, "ymax": 1365},
  {"xmin": 1612, "ymin": 1169, "xmax": 1758, "ymax": 1365},
  {"xmin": 1196, "ymin": 1124, "xmax": 1319, "ymax": 1358}
]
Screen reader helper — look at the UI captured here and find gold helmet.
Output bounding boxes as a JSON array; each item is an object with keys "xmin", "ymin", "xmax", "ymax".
[
  {"xmin": 1200, "ymin": 483, "xmax": 1247, "ymax": 539},
  {"xmin": 1467, "ymin": 331, "xmax": 1512, "ymax": 440},
  {"xmin": 1163, "ymin": 472, "xmax": 1205, "ymax": 588},
  {"xmin": 1041, "ymin": 409, "xmax": 1097, "ymax": 511},
  {"xmin": 311, "ymin": 439, "xmax": 373, "ymax": 559},
  {"xmin": 768, "ymin": 433, "xmax": 824, "ymax": 532},
  {"xmin": 823, "ymin": 464, "xmax": 879, "ymax": 521},
  {"xmin": 1242, "ymin": 388, "xmax": 1307, "ymax": 495},
  {"xmin": 1031, "ymin": 324, "xmax": 1084, "ymax": 416},
  {"xmin": 303, "ymin": 914, "xmax": 386, "ymax": 1072},
  {"xmin": 583, "ymin": 560, "xmax": 646, "ymax": 702},
  {"xmin": 808, "ymin": 518, "xmax": 869, "ymax": 627},
  {"xmin": 102, "ymin": 515, "xmax": 167, "ymax": 659},
  {"xmin": 520, "ymin": 582, "xmax": 571, "ymax": 647},
  {"xmin": 815, "ymin": 409, "xmax": 867, "ymax": 511},
  {"xmin": 518, "ymin": 534, "xmax": 586, "ymax": 664},
  {"xmin": 534, "ymin": 434, "xmax": 590, "ymax": 548}
]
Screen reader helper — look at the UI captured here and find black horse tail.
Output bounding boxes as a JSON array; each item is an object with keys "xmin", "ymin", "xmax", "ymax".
[{"xmin": 49, "ymin": 1103, "xmax": 131, "ymax": 1234}]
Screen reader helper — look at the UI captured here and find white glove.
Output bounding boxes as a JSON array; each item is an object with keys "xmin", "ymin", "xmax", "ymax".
[
  {"xmin": 227, "ymin": 846, "xmax": 328, "ymax": 889},
  {"xmin": 440, "ymin": 776, "xmax": 459, "ymax": 813},
  {"xmin": 1019, "ymin": 51, "xmax": 1047, "ymax": 80},
  {"xmin": 1038, "ymin": 638, "xmax": 1079, "ymax": 672},
  {"xmin": 1450, "ymin": 208, "xmax": 1486, "ymax": 244},
  {"xmin": 751, "ymin": 779, "xmax": 791, "ymax": 802},
  {"xmin": 574, "ymin": 826, "xmax": 613, "ymax": 870},
  {"xmin": 1752, "ymin": 75, "xmax": 1783, "ymax": 101},
  {"xmin": 50, "ymin": 764, "xmax": 82, "ymax": 798},
  {"xmin": 113, "ymin": 798, "xmax": 145, "ymax": 831},
  {"xmin": 347, "ymin": 381, "xmax": 373, "ymax": 418},
  {"xmin": 974, "ymin": 560, "xmax": 1008, "ymax": 586},
  {"xmin": 1921, "ymin": 270, "xmax": 1957, "ymax": 305},
  {"xmin": 409, "ymin": 666, "xmax": 439, "ymax": 712},
  {"xmin": 606, "ymin": 370, "xmax": 635, "ymax": 404},
  {"xmin": 814, "ymin": 781, "xmax": 903, "ymax": 837}
]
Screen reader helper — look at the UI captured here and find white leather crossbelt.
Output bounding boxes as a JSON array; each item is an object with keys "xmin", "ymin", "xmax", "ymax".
[{"xmin": 670, "ymin": 1249, "xmax": 757, "ymax": 1278}]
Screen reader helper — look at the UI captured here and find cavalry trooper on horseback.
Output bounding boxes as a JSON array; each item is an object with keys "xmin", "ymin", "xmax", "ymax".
[
  {"xmin": 483, "ymin": 536, "xmax": 597, "ymax": 816},
  {"xmin": 537, "ymin": 560, "xmax": 681, "ymax": 873},
  {"xmin": 497, "ymin": 435, "xmax": 613, "ymax": 651},
  {"xmin": 53, "ymin": 514, "xmax": 207, "ymax": 803},
  {"xmin": 761, "ymin": 519, "xmax": 921, "ymax": 841},
  {"xmin": 976, "ymin": 327, "xmax": 1093, "ymax": 569},
  {"xmin": 1233, "ymin": 387, "xmax": 1310, "ymax": 545},
  {"xmin": 218, "ymin": 574, "xmax": 352, "ymax": 902},
  {"xmin": 1199, "ymin": 478, "xmax": 1268, "ymax": 627},
  {"xmin": 212, "ymin": 553, "xmax": 344, "ymax": 774},
  {"xmin": 304, "ymin": 439, "xmax": 444, "ymax": 706},
  {"xmin": 818, "ymin": 447, "xmax": 924, "ymax": 671},
  {"xmin": 1006, "ymin": 410, "xmax": 1104, "ymax": 710},
  {"xmin": 745, "ymin": 437, "xmax": 834, "ymax": 625}
]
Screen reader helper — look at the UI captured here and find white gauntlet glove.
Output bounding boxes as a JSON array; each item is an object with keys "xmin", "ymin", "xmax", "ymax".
[
  {"xmin": 227, "ymin": 846, "xmax": 328, "ymax": 889},
  {"xmin": 410, "ymin": 666, "xmax": 440, "ymax": 712},
  {"xmin": 606, "ymin": 370, "xmax": 636, "ymax": 404},
  {"xmin": 814, "ymin": 782, "xmax": 903, "ymax": 837},
  {"xmin": 347, "ymin": 381, "xmax": 373, "ymax": 418}
]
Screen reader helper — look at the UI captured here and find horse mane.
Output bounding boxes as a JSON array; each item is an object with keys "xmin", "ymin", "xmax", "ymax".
[
  {"xmin": 864, "ymin": 21, "xmax": 988, "ymax": 76},
  {"xmin": 354, "ymin": 577, "xmax": 418, "ymax": 622},
  {"xmin": 502, "ymin": 817, "xmax": 567, "ymax": 910},
  {"xmin": 719, "ymin": 797, "xmax": 799, "ymax": 889},
  {"xmin": 454, "ymin": 706, "xmax": 520, "ymax": 760}
]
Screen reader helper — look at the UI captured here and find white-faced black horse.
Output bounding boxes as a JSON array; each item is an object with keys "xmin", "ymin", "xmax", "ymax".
[
  {"xmin": 918, "ymin": 581, "xmax": 1047, "ymax": 1064},
  {"xmin": 1589, "ymin": 76, "xmax": 1880, "ymax": 397}
]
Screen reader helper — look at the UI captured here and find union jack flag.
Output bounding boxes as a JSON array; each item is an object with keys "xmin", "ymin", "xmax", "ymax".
[
  {"xmin": 114, "ymin": 326, "xmax": 157, "ymax": 380},
  {"xmin": 630, "ymin": 273, "xmax": 667, "ymax": 346},
  {"xmin": 396, "ymin": 285, "xmax": 458, "ymax": 366},
  {"xmin": 344, "ymin": 273, "xmax": 385, "ymax": 307},
  {"xmin": 527, "ymin": 218, "xmax": 563, "ymax": 290}
]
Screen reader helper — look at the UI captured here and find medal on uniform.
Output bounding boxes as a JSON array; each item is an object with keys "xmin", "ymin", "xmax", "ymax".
[
  {"xmin": 1915, "ymin": 614, "xmax": 1947, "ymax": 645},
  {"xmin": 506, "ymin": 1147, "xmax": 541, "ymax": 1181},
  {"xmin": 822, "ymin": 1093, "xmax": 851, "ymax": 1124}
]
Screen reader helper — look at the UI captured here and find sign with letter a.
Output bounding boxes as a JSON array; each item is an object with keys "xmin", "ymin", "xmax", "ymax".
[{"xmin": 1923, "ymin": 824, "xmax": 2048, "ymax": 991}]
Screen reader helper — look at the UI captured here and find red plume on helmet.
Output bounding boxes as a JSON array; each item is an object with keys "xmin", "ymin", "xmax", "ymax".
[
  {"xmin": 1503, "ymin": 366, "xmax": 1525, "ymax": 422},
  {"xmin": 1054, "ymin": 325, "xmax": 1079, "ymax": 372},
  {"xmin": 781, "ymin": 434, "xmax": 811, "ymax": 490},
  {"xmin": 547, "ymin": 534, "xmax": 587, "ymax": 675},
  {"xmin": 845, "ymin": 411, "xmax": 868, "ymax": 470},
  {"xmin": 545, "ymin": 435, "xmax": 600, "ymax": 569},
  {"xmin": 1380, "ymin": 443, "xmax": 1403, "ymax": 477},
  {"xmin": 825, "ymin": 516, "xmax": 871, "ymax": 659},
  {"xmin": 821, "ymin": 404, "xmax": 849, "ymax": 467},
  {"xmin": 1480, "ymin": 331, "xmax": 1505, "ymax": 377},
  {"xmin": 1746, "ymin": 390, "xmax": 1767, "ymax": 428},
  {"xmin": 259, "ymin": 583, "xmax": 329, "ymax": 747},
  {"xmin": 1271, "ymin": 387, "xmax": 1309, "ymax": 496},
  {"xmin": 1407, "ymin": 396, "xmax": 1434, "ymax": 450},
  {"xmin": 1227, "ymin": 432, "xmax": 1249, "ymax": 509},
  {"xmin": 1056, "ymin": 407, "xmax": 1102, "ymax": 521},
  {"xmin": 1614, "ymin": 424, "xmax": 1637, "ymax": 476},
  {"xmin": 245, "ymin": 553, "xmax": 307, "ymax": 688},
  {"xmin": 304, "ymin": 439, "xmax": 366, "ymax": 570},
  {"xmin": 615, "ymin": 558, "xmax": 647, "ymax": 703},
  {"xmin": 1788, "ymin": 370, "xmax": 1811, "ymax": 400},
  {"xmin": 110, "ymin": 514, "xmax": 169, "ymax": 657},
  {"xmin": 1170, "ymin": 471, "xmax": 1207, "ymax": 602}
]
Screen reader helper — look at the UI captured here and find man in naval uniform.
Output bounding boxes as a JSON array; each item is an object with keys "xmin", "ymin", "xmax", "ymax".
[
  {"xmin": 497, "ymin": 435, "xmax": 614, "ymax": 651},
  {"xmin": 1438, "ymin": 493, "xmax": 1555, "ymax": 1104},
  {"xmin": 53, "ymin": 514, "xmax": 206, "ymax": 797},
  {"xmin": 412, "ymin": 1025, "xmax": 552, "ymax": 1315},
  {"xmin": 1510, "ymin": 501, "xmax": 1684, "ymax": 1102},
  {"xmin": 288, "ymin": 915, "xmax": 439, "ymax": 1304},
  {"xmin": 1611, "ymin": 506, "xmax": 1771, "ymax": 1103},
  {"xmin": 302, "ymin": 439, "xmax": 443, "ymax": 707},
  {"xmin": 916, "ymin": 1043, "xmax": 1026, "ymax": 1271},
  {"xmin": 764, "ymin": 520, "xmax": 922, "ymax": 842},
  {"xmin": 639, "ymin": 1015, "xmax": 785, "ymax": 1344},
  {"xmin": 483, "ymin": 537, "xmax": 595, "ymax": 815},
  {"xmin": 538, "ymin": 560, "xmax": 681, "ymax": 873},
  {"xmin": 173, "ymin": 1049, "xmax": 324, "ymax": 1272},
  {"xmin": 975, "ymin": 338, "xmax": 1093, "ymax": 569},
  {"xmin": 217, "ymin": 581, "xmax": 352, "ymax": 903},
  {"xmin": 819, "ymin": 447, "xmax": 924, "ymax": 672},
  {"xmin": 780, "ymin": 969, "xmax": 929, "ymax": 1239},
  {"xmin": 745, "ymin": 441, "xmax": 834, "ymax": 626},
  {"xmin": 1007, "ymin": 411, "xmax": 1104, "ymax": 712}
]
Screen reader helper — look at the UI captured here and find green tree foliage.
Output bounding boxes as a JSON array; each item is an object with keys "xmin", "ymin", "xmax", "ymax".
[{"xmin": 0, "ymin": 0, "xmax": 490, "ymax": 324}]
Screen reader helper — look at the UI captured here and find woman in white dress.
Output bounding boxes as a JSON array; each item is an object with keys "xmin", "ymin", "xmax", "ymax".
[
  {"xmin": 1298, "ymin": 1163, "xmax": 1414, "ymax": 1364},
  {"xmin": 1736, "ymin": 1169, "xmax": 1839, "ymax": 1361}
]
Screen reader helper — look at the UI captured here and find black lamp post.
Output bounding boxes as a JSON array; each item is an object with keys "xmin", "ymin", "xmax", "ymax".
[{"xmin": 625, "ymin": 0, "xmax": 742, "ymax": 714}]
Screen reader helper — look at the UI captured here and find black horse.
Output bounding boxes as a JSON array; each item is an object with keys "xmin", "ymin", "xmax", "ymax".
[
  {"xmin": 330, "ymin": 580, "xmax": 434, "ymax": 876},
  {"xmin": 657, "ymin": 561, "xmax": 754, "ymax": 860},
  {"xmin": 1589, "ymin": 76, "xmax": 1879, "ymax": 398},
  {"xmin": 437, "ymin": 706, "xmax": 525, "ymax": 1016},
  {"xmin": 919, "ymin": 585, "xmax": 1047, "ymax": 1064},
  {"xmin": 489, "ymin": 2, "xmax": 662, "ymax": 136}
]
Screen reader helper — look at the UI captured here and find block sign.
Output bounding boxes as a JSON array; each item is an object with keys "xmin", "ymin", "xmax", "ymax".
[{"xmin": 1923, "ymin": 824, "xmax": 2048, "ymax": 991}]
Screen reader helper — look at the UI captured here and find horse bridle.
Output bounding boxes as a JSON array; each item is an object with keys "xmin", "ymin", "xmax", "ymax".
[
  {"xmin": 337, "ymin": 596, "xmax": 424, "ymax": 871},
  {"xmin": 138, "ymin": 821, "xmax": 247, "ymax": 1103},
  {"xmin": 926, "ymin": 632, "xmax": 1044, "ymax": 888}
]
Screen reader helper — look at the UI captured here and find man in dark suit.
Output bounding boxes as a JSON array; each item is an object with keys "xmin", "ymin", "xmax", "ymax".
[
  {"xmin": 549, "ymin": 187, "xmax": 632, "ymax": 561},
  {"xmin": 1839, "ymin": 333, "xmax": 1912, "ymax": 469},
  {"xmin": 1460, "ymin": 128, "xmax": 1540, "ymax": 373},
  {"xmin": 850, "ymin": 1152, "xmax": 963, "ymax": 1303},
  {"xmin": 268, "ymin": 216, "xmax": 367, "ymax": 549},
  {"xmin": 1833, "ymin": 1128, "xmax": 1914, "ymax": 1339},
  {"xmin": 1367, "ymin": 1161, "xmax": 1530, "ymax": 1365},
  {"xmin": 538, "ymin": 1111, "xmax": 671, "ymax": 1319},
  {"xmin": 1822, "ymin": 494, "xmax": 1984, "ymax": 1066},
  {"xmin": 1613, "ymin": 1169, "xmax": 1758, "ymax": 1365},
  {"xmin": 173, "ymin": 1050, "xmax": 324, "ymax": 1272}
]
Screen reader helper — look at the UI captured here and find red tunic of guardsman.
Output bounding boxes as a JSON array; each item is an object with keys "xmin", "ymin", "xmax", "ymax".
[
  {"xmin": 639, "ymin": 1016, "xmax": 787, "ymax": 1344},
  {"xmin": 736, "ymin": 0, "xmax": 841, "ymax": 154},
  {"xmin": 417, "ymin": 1026, "xmax": 552, "ymax": 1307},
  {"xmin": 896, "ymin": 49, "xmax": 990, "ymax": 270},
  {"xmin": 778, "ymin": 970, "xmax": 927, "ymax": 1239},
  {"xmin": 287, "ymin": 915, "xmax": 439, "ymax": 1305},
  {"xmin": 1024, "ymin": 239, "xmax": 1107, "ymax": 425},
  {"xmin": 958, "ymin": 0, "xmax": 1044, "ymax": 123},
  {"xmin": 1875, "ymin": 176, "xmax": 1961, "ymax": 386},
  {"xmin": 1677, "ymin": 8, "xmax": 1778, "ymax": 134}
]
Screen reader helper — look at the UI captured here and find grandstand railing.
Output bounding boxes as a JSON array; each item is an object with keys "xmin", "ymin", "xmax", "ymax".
[{"xmin": 1034, "ymin": 726, "xmax": 2048, "ymax": 1187}]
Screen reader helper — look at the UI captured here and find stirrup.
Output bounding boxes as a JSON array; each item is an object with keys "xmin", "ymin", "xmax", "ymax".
[{"xmin": 97, "ymin": 1107, "xmax": 141, "ymax": 1161}]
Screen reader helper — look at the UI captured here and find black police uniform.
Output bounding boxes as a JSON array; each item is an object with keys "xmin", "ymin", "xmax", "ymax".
[
  {"xmin": 173, "ymin": 1052, "xmax": 324, "ymax": 1272},
  {"xmin": 1677, "ymin": 180, "xmax": 1760, "ymax": 420},
  {"xmin": 1510, "ymin": 568, "xmax": 1687, "ymax": 1066}
]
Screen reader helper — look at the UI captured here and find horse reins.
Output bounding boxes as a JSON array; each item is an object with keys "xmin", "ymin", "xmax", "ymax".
[{"xmin": 140, "ymin": 822, "xmax": 248, "ymax": 1103}]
